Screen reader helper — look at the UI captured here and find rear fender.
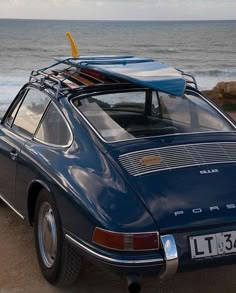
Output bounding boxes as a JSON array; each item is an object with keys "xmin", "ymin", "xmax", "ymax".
[{"xmin": 27, "ymin": 179, "xmax": 52, "ymax": 225}]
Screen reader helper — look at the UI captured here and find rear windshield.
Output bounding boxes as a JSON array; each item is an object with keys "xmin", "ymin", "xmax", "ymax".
[{"xmin": 72, "ymin": 90, "xmax": 235, "ymax": 142}]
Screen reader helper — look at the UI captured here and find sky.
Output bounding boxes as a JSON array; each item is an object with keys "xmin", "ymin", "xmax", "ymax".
[{"xmin": 0, "ymin": 0, "xmax": 236, "ymax": 21}]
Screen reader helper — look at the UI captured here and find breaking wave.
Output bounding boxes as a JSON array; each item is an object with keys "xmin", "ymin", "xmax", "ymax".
[
  {"xmin": 190, "ymin": 69, "xmax": 236, "ymax": 78},
  {"xmin": 0, "ymin": 75, "xmax": 27, "ymax": 105},
  {"xmin": 185, "ymin": 69, "xmax": 236, "ymax": 90}
]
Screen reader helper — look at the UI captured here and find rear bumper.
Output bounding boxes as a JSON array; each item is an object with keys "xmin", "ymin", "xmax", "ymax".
[
  {"xmin": 67, "ymin": 224, "xmax": 236, "ymax": 279},
  {"xmin": 65, "ymin": 233, "xmax": 178, "ymax": 278}
]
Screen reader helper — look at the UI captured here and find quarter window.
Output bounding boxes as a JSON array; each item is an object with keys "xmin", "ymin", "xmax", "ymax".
[
  {"xmin": 4, "ymin": 89, "xmax": 27, "ymax": 127},
  {"xmin": 159, "ymin": 92, "xmax": 191, "ymax": 125},
  {"xmin": 12, "ymin": 89, "xmax": 50, "ymax": 137},
  {"xmin": 35, "ymin": 103, "xmax": 71, "ymax": 146}
]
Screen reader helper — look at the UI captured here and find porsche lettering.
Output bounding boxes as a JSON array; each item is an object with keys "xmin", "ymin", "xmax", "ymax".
[
  {"xmin": 174, "ymin": 204, "xmax": 236, "ymax": 216},
  {"xmin": 200, "ymin": 169, "xmax": 219, "ymax": 175}
]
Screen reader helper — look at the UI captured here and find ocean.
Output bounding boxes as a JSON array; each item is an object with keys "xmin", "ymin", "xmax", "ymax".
[{"xmin": 0, "ymin": 19, "xmax": 236, "ymax": 111}]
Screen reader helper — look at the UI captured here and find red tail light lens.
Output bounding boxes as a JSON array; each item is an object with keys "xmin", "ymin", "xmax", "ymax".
[
  {"xmin": 133, "ymin": 233, "xmax": 159, "ymax": 250},
  {"xmin": 92, "ymin": 228, "xmax": 160, "ymax": 251},
  {"xmin": 92, "ymin": 228, "xmax": 124, "ymax": 250}
]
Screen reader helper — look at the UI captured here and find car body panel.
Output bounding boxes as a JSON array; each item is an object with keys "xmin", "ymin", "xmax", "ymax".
[
  {"xmin": 108, "ymin": 133, "xmax": 236, "ymax": 232},
  {"xmin": 122, "ymin": 163, "xmax": 236, "ymax": 232}
]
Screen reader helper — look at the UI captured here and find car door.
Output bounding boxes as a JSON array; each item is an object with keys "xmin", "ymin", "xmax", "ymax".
[
  {"xmin": 0, "ymin": 87, "xmax": 50, "ymax": 210},
  {"xmin": 13, "ymin": 99, "xmax": 73, "ymax": 216},
  {"xmin": 0, "ymin": 89, "xmax": 27, "ymax": 206}
]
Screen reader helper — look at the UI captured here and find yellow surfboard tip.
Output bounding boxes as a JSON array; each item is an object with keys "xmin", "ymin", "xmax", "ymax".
[{"xmin": 66, "ymin": 32, "xmax": 80, "ymax": 58}]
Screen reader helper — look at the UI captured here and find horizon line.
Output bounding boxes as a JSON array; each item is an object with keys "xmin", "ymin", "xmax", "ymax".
[{"xmin": 0, "ymin": 17, "xmax": 236, "ymax": 22}]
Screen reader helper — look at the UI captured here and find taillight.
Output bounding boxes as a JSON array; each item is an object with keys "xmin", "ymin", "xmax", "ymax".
[{"xmin": 92, "ymin": 227, "xmax": 160, "ymax": 251}]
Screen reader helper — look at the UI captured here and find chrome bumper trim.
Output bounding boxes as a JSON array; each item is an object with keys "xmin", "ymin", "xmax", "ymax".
[
  {"xmin": 65, "ymin": 234, "xmax": 164, "ymax": 267},
  {"xmin": 160, "ymin": 235, "xmax": 178, "ymax": 279},
  {"xmin": 0, "ymin": 194, "xmax": 24, "ymax": 220}
]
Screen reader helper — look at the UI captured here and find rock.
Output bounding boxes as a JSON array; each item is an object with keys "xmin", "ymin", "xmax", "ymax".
[
  {"xmin": 213, "ymin": 82, "xmax": 225, "ymax": 93},
  {"xmin": 202, "ymin": 81, "xmax": 236, "ymax": 107},
  {"xmin": 225, "ymin": 83, "xmax": 236, "ymax": 96}
]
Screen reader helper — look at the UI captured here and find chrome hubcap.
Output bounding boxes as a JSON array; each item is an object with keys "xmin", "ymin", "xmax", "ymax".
[{"xmin": 38, "ymin": 202, "xmax": 57, "ymax": 268}]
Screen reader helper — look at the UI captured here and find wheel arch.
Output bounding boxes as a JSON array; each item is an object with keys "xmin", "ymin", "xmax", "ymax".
[{"xmin": 27, "ymin": 179, "xmax": 51, "ymax": 225}]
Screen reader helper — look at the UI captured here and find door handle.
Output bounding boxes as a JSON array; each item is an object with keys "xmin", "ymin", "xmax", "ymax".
[{"xmin": 10, "ymin": 150, "xmax": 18, "ymax": 161}]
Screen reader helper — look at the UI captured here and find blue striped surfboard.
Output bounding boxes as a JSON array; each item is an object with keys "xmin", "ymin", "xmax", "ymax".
[{"xmin": 56, "ymin": 56, "xmax": 186, "ymax": 96}]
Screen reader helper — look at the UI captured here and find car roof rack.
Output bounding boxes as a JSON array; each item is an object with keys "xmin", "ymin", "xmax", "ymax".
[
  {"xmin": 177, "ymin": 69, "xmax": 199, "ymax": 90},
  {"xmin": 29, "ymin": 55, "xmax": 199, "ymax": 99},
  {"xmin": 29, "ymin": 58, "xmax": 125, "ymax": 99}
]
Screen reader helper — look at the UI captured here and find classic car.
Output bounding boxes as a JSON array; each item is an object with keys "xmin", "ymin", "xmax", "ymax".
[{"xmin": 1, "ymin": 41, "xmax": 236, "ymax": 293}]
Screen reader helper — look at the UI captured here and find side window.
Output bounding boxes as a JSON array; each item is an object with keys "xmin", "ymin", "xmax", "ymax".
[
  {"xmin": 159, "ymin": 92, "xmax": 191, "ymax": 125},
  {"xmin": 6, "ymin": 100, "xmax": 22, "ymax": 127},
  {"xmin": 12, "ymin": 89, "xmax": 50, "ymax": 137},
  {"xmin": 35, "ymin": 103, "xmax": 72, "ymax": 146},
  {"xmin": 185, "ymin": 94, "xmax": 229, "ymax": 131},
  {"xmin": 4, "ymin": 89, "xmax": 27, "ymax": 127}
]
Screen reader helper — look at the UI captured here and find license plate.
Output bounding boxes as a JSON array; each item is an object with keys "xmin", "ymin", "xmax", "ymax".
[{"xmin": 190, "ymin": 230, "xmax": 236, "ymax": 259}]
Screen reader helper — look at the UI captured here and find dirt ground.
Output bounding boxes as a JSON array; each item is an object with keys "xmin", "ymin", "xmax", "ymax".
[
  {"xmin": 2, "ymin": 111, "xmax": 236, "ymax": 292},
  {"xmin": 2, "ymin": 203, "xmax": 236, "ymax": 293}
]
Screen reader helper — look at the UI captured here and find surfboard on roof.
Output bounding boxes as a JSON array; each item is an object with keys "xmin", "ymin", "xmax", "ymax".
[{"xmin": 55, "ymin": 55, "xmax": 186, "ymax": 97}]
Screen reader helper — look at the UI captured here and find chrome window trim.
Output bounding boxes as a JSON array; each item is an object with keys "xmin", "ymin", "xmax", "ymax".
[
  {"xmin": 0, "ymin": 194, "xmax": 24, "ymax": 220},
  {"xmin": 71, "ymin": 89, "xmax": 236, "ymax": 144},
  {"xmin": 34, "ymin": 101, "xmax": 73, "ymax": 148},
  {"xmin": 3, "ymin": 86, "xmax": 73, "ymax": 148},
  {"xmin": 65, "ymin": 234, "xmax": 164, "ymax": 267},
  {"xmin": 3, "ymin": 88, "xmax": 28, "ymax": 128},
  {"xmin": 4, "ymin": 87, "xmax": 51, "ymax": 140},
  {"xmin": 11, "ymin": 88, "xmax": 51, "ymax": 139},
  {"xmin": 194, "ymin": 90, "xmax": 236, "ymax": 129}
]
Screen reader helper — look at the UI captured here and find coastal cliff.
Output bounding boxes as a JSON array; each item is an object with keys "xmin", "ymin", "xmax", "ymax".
[{"xmin": 202, "ymin": 81, "xmax": 236, "ymax": 109}]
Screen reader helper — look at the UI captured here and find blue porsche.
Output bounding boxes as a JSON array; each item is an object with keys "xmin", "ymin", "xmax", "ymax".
[{"xmin": 1, "ymin": 47, "xmax": 236, "ymax": 292}]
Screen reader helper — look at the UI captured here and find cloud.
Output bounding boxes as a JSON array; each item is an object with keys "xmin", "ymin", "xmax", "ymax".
[
  {"xmin": 2, "ymin": 0, "xmax": 236, "ymax": 3},
  {"xmin": 0, "ymin": 0, "xmax": 235, "ymax": 20},
  {"xmin": 2, "ymin": 0, "xmax": 236, "ymax": 7}
]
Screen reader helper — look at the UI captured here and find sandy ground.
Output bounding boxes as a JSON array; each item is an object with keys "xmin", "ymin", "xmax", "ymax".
[
  {"xmin": 2, "ymin": 202, "xmax": 236, "ymax": 293},
  {"xmin": 1, "ymin": 111, "xmax": 236, "ymax": 292}
]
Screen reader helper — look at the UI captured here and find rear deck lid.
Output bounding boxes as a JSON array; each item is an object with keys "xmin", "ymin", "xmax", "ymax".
[{"xmin": 113, "ymin": 141, "xmax": 236, "ymax": 233}]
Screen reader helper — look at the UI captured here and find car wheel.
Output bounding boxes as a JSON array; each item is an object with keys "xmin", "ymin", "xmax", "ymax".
[{"xmin": 34, "ymin": 189, "xmax": 81, "ymax": 287}]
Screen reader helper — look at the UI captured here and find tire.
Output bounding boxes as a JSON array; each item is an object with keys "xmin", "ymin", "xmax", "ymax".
[{"xmin": 34, "ymin": 189, "xmax": 81, "ymax": 287}]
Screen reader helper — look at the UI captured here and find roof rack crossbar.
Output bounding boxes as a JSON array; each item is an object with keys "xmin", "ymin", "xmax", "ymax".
[
  {"xmin": 28, "ymin": 57, "xmax": 86, "ymax": 98},
  {"xmin": 30, "ymin": 69, "xmax": 68, "ymax": 98},
  {"xmin": 37, "ymin": 58, "xmax": 74, "ymax": 72},
  {"xmin": 177, "ymin": 69, "xmax": 199, "ymax": 90}
]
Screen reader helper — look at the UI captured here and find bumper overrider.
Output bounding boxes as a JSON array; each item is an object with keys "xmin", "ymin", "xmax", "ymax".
[{"xmin": 65, "ymin": 233, "xmax": 178, "ymax": 279}]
